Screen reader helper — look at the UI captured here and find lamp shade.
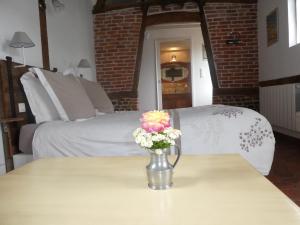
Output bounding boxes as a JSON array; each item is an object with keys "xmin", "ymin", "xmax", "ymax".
[
  {"xmin": 9, "ymin": 32, "xmax": 35, "ymax": 48},
  {"xmin": 78, "ymin": 59, "xmax": 91, "ymax": 68}
]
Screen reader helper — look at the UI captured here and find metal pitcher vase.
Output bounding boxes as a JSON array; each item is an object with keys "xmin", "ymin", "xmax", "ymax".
[{"xmin": 146, "ymin": 146, "xmax": 181, "ymax": 190}]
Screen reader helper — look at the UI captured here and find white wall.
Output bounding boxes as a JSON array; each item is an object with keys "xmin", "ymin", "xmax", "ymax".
[
  {"xmin": 0, "ymin": 0, "xmax": 42, "ymax": 67},
  {"xmin": 258, "ymin": 0, "xmax": 300, "ymax": 81},
  {"xmin": 47, "ymin": 0, "xmax": 96, "ymax": 81},
  {"xmin": 0, "ymin": 0, "xmax": 96, "ymax": 79},
  {"xmin": 138, "ymin": 23, "xmax": 212, "ymax": 111},
  {"xmin": 0, "ymin": 0, "xmax": 96, "ymax": 173}
]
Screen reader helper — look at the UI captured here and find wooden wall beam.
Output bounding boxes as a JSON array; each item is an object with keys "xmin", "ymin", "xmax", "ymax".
[
  {"xmin": 0, "ymin": 61, "xmax": 8, "ymax": 119},
  {"xmin": 38, "ymin": 0, "xmax": 50, "ymax": 70},
  {"xmin": 259, "ymin": 75, "xmax": 300, "ymax": 87},
  {"xmin": 5, "ymin": 57, "xmax": 16, "ymax": 117},
  {"xmin": 132, "ymin": 4, "xmax": 149, "ymax": 94},
  {"xmin": 197, "ymin": 0, "xmax": 219, "ymax": 88}
]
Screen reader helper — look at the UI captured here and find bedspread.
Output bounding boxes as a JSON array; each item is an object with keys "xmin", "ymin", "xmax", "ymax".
[{"xmin": 33, "ymin": 105, "xmax": 275, "ymax": 175}]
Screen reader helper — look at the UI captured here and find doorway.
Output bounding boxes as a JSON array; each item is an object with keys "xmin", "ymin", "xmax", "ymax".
[
  {"xmin": 156, "ymin": 40, "xmax": 192, "ymax": 109},
  {"xmin": 138, "ymin": 23, "xmax": 213, "ymax": 112}
]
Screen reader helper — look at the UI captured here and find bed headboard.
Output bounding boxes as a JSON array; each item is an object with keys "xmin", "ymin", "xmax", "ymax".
[
  {"xmin": 0, "ymin": 56, "xmax": 57, "ymax": 155},
  {"xmin": 0, "ymin": 57, "xmax": 34, "ymax": 124}
]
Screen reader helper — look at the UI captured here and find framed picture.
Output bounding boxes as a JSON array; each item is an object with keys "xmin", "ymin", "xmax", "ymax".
[
  {"xmin": 266, "ymin": 8, "xmax": 278, "ymax": 46},
  {"xmin": 161, "ymin": 62, "xmax": 190, "ymax": 82}
]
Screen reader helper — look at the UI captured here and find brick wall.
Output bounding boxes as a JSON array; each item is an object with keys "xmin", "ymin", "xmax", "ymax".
[
  {"xmin": 93, "ymin": 2, "xmax": 259, "ymax": 111},
  {"xmin": 111, "ymin": 97, "xmax": 138, "ymax": 111},
  {"xmin": 205, "ymin": 3, "xmax": 259, "ymax": 110},
  {"xmin": 213, "ymin": 95, "xmax": 258, "ymax": 110},
  {"xmin": 94, "ymin": 7, "xmax": 142, "ymax": 110}
]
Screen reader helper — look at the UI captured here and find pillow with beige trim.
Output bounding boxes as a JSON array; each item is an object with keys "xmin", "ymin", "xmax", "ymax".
[
  {"xmin": 78, "ymin": 78, "xmax": 114, "ymax": 113},
  {"xmin": 33, "ymin": 68, "xmax": 96, "ymax": 121},
  {"xmin": 20, "ymin": 72, "xmax": 60, "ymax": 123}
]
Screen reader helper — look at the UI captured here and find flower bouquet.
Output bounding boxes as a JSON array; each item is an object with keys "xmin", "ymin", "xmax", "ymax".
[
  {"xmin": 133, "ymin": 110, "xmax": 181, "ymax": 154},
  {"xmin": 133, "ymin": 110, "xmax": 182, "ymax": 190}
]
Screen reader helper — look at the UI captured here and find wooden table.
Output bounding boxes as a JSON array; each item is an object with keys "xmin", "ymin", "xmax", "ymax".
[{"xmin": 0, "ymin": 155, "xmax": 299, "ymax": 225}]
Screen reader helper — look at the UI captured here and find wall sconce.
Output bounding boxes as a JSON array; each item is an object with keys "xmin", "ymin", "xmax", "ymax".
[
  {"xmin": 226, "ymin": 32, "xmax": 241, "ymax": 45},
  {"xmin": 171, "ymin": 55, "xmax": 177, "ymax": 62}
]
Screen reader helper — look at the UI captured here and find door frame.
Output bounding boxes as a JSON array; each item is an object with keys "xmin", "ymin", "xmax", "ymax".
[
  {"xmin": 154, "ymin": 38, "xmax": 193, "ymax": 110},
  {"xmin": 154, "ymin": 40, "xmax": 162, "ymax": 110}
]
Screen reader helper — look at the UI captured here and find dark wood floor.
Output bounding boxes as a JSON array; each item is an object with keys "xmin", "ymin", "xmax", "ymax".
[{"xmin": 266, "ymin": 132, "xmax": 300, "ymax": 207}]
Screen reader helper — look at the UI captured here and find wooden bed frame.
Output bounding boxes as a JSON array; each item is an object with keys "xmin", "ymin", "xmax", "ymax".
[{"xmin": 0, "ymin": 56, "xmax": 56, "ymax": 171}]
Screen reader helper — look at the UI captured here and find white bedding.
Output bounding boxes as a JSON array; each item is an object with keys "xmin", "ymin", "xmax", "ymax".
[
  {"xmin": 175, "ymin": 105, "xmax": 275, "ymax": 175},
  {"xmin": 33, "ymin": 111, "xmax": 143, "ymax": 157},
  {"xmin": 33, "ymin": 105, "xmax": 275, "ymax": 175}
]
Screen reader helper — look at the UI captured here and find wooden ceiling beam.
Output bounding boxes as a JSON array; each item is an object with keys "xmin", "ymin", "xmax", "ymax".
[
  {"xmin": 205, "ymin": 0, "xmax": 256, "ymax": 3},
  {"xmin": 145, "ymin": 11, "xmax": 200, "ymax": 26},
  {"xmin": 93, "ymin": 0, "xmax": 257, "ymax": 14}
]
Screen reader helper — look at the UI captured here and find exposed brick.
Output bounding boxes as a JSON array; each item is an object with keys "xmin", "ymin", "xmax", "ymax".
[
  {"xmin": 213, "ymin": 95, "xmax": 259, "ymax": 111},
  {"xmin": 204, "ymin": 3, "xmax": 258, "ymax": 89},
  {"xmin": 93, "ymin": 7, "xmax": 142, "ymax": 110},
  {"xmin": 93, "ymin": 3, "xmax": 259, "ymax": 111},
  {"xmin": 111, "ymin": 97, "xmax": 138, "ymax": 111},
  {"xmin": 205, "ymin": 3, "xmax": 259, "ymax": 109}
]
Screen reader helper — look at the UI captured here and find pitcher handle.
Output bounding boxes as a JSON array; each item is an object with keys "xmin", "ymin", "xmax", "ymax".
[{"xmin": 172, "ymin": 145, "xmax": 181, "ymax": 168}]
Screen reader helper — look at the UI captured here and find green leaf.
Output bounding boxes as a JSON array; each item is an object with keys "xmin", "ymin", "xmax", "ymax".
[{"xmin": 150, "ymin": 141, "xmax": 171, "ymax": 150}]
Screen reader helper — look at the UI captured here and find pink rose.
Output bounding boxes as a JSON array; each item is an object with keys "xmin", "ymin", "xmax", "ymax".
[{"xmin": 141, "ymin": 111, "xmax": 171, "ymax": 133}]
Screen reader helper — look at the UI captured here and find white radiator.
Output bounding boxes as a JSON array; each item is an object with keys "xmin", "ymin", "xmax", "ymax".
[{"xmin": 260, "ymin": 84, "xmax": 300, "ymax": 133}]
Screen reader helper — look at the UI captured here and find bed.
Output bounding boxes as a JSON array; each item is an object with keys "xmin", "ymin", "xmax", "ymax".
[
  {"xmin": 31, "ymin": 105, "xmax": 275, "ymax": 175},
  {"xmin": 0, "ymin": 58, "xmax": 275, "ymax": 175}
]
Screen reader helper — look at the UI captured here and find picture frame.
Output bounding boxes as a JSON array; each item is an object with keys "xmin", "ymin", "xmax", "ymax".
[
  {"xmin": 266, "ymin": 8, "xmax": 279, "ymax": 46},
  {"xmin": 161, "ymin": 62, "xmax": 190, "ymax": 82}
]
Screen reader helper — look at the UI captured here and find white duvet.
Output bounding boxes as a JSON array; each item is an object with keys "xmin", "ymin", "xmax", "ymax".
[{"xmin": 33, "ymin": 105, "xmax": 275, "ymax": 175}]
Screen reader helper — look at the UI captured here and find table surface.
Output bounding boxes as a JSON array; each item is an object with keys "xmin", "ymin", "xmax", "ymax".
[{"xmin": 0, "ymin": 155, "xmax": 300, "ymax": 225}]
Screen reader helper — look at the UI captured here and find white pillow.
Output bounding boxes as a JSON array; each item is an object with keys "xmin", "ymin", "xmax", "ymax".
[
  {"xmin": 20, "ymin": 72, "xmax": 60, "ymax": 123},
  {"xmin": 33, "ymin": 68, "xmax": 96, "ymax": 121}
]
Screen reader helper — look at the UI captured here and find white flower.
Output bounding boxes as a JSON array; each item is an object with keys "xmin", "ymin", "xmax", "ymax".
[
  {"xmin": 163, "ymin": 127, "xmax": 181, "ymax": 140},
  {"xmin": 133, "ymin": 128, "xmax": 143, "ymax": 138},
  {"xmin": 135, "ymin": 136, "xmax": 142, "ymax": 144},
  {"xmin": 168, "ymin": 133, "xmax": 177, "ymax": 139},
  {"xmin": 133, "ymin": 126, "xmax": 181, "ymax": 151},
  {"xmin": 141, "ymin": 138, "xmax": 153, "ymax": 148},
  {"xmin": 152, "ymin": 133, "xmax": 166, "ymax": 142}
]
